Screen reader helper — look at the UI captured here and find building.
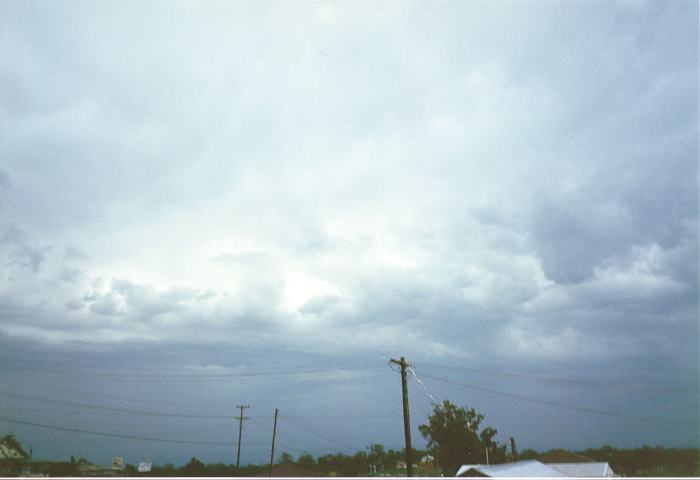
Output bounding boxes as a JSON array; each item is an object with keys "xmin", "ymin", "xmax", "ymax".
[
  {"xmin": 456, "ymin": 459, "xmax": 617, "ymax": 477},
  {"xmin": 0, "ymin": 435, "xmax": 30, "ymax": 476}
]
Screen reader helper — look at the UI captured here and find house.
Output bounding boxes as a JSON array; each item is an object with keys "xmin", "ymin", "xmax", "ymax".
[
  {"xmin": 0, "ymin": 435, "xmax": 30, "ymax": 476},
  {"xmin": 456, "ymin": 459, "xmax": 617, "ymax": 477},
  {"xmin": 0, "ymin": 437, "xmax": 29, "ymax": 460}
]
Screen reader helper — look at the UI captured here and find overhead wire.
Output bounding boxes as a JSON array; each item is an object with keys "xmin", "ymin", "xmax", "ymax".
[
  {"xmin": 416, "ymin": 371, "xmax": 697, "ymax": 427},
  {"xmin": 415, "ymin": 361, "xmax": 603, "ymax": 387},
  {"xmin": 0, "ymin": 415, "xmax": 232, "ymax": 446},
  {"xmin": 4, "ymin": 378, "xmax": 241, "ymax": 409},
  {"xmin": 417, "ymin": 362, "xmax": 699, "ymax": 395},
  {"xmin": 244, "ymin": 416, "xmax": 310, "ymax": 455},
  {"xmin": 282, "ymin": 416, "xmax": 361, "ymax": 454},
  {"xmin": 0, "ymin": 390, "xmax": 398, "ymax": 421},
  {"xmin": 9, "ymin": 355, "xmax": 691, "ymax": 460},
  {"xmin": 0, "ymin": 390, "xmax": 263, "ymax": 421},
  {"xmin": 281, "ymin": 422, "xmax": 355, "ymax": 454},
  {"xmin": 407, "ymin": 366, "xmax": 439, "ymax": 406},
  {"xmin": 1, "ymin": 387, "xmax": 399, "ymax": 423},
  {"xmin": 0, "ymin": 390, "xmax": 240, "ymax": 420},
  {"xmin": 281, "ymin": 414, "xmax": 400, "ymax": 420}
]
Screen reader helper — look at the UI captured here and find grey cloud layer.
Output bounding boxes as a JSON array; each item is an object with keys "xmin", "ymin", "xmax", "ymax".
[{"xmin": 0, "ymin": 0, "xmax": 697, "ymax": 457}]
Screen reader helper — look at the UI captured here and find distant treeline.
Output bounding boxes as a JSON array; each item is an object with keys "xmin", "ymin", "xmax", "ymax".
[
  {"xmin": 519, "ymin": 445, "xmax": 699, "ymax": 477},
  {"xmin": 582, "ymin": 445, "xmax": 699, "ymax": 477},
  {"xmin": 141, "ymin": 445, "xmax": 433, "ymax": 477},
  {"xmin": 130, "ymin": 445, "xmax": 699, "ymax": 477},
  {"xmin": 3, "ymin": 433, "xmax": 698, "ymax": 477}
]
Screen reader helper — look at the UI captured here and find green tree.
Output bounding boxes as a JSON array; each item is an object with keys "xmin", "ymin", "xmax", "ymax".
[
  {"xmin": 181, "ymin": 457, "xmax": 206, "ymax": 476},
  {"xmin": 519, "ymin": 448, "xmax": 538, "ymax": 460},
  {"xmin": 279, "ymin": 452, "xmax": 294, "ymax": 465},
  {"xmin": 418, "ymin": 400, "xmax": 506, "ymax": 475},
  {"xmin": 297, "ymin": 453, "xmax": 316, "ymax": 468}
]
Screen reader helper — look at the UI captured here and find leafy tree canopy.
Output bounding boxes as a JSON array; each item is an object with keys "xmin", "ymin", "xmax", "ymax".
[
  {"xmin": 418, "ymin": 400, "xmax": 506, "ymax": 475},
  {"xmin": 278, "ymin": 452, "xmax": 294, "ymax": 465},
  {"xmin": 181, "ymin": 457, "xmax": 206, "ymax": 476},
  {"xmin": 297, "ymin": 453, "xmax": 316, "ymax": 468}
]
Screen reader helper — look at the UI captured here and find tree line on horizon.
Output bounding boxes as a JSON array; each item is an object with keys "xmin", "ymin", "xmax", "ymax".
[{"xmin": 131, "ymin": 444, "xmax": 700, "ymax": 477}]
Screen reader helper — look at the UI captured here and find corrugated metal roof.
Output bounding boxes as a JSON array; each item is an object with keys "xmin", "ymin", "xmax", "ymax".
[
  {"xmin": 0, "ymin": 444, "xmax": 25, "ymax": 459},
  {"xmin": 548, "ymin": 462, "xmax": 616, "ymax": 477},
  {"xmin": 456, "ymin": 460, "xmax": 617, "ymax": 477},
  {"xmin": 456, "ymin": 460, "xmax": 566, "ymax": 477}
]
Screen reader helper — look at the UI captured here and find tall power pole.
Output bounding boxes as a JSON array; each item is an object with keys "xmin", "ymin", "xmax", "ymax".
[
  {"xmin": 390, "ymin": 357, "xmax": 413, "ymax": 477},
  {"xmin": 235, "ymin": 405, "xmax": 250, "ymax": 468},
  {"xmin": 269, "ymin": 408, "xmax": 279, "ymax": 477}
]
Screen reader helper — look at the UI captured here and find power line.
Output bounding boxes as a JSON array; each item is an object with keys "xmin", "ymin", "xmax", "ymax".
[
  {"xmin": 0, "ymin": 413, "xmax": 324, "ymax": 463},
  {"xmin": 416, "ymin": 362, "xmax": 699, "ymax": 394},
  {"xmin": 417, "ymin": 371, "xmax": 697, "ymax": 427},
  {"xmin": 288, "ymin": 417, "xmax": 376, "ymax": 449},
  {"xmin": 0, "ymin": 390, "xmax": 237, "ymax": 420},
  {"xmin": 6, "ymin": 378, "xmax": 241, "ymax": 409},
  {"xmin": 0, "ymin": 413, "xmax": 310, "ymax": 454},
  {"xmin": 0, "ymin": 415, "xmax": 232, "ymax": 446},
  {"xmin": 281, "ymin": 412, "xmax": 401, "ymax": 419},
  {"xmin": 269, "ymin": 439, "xmax": 307, "ymax": 455},
  {"xmin": 2, "ymin": 388, "xmax": 397, "ymax": 422},
  {"xmin": 282, "ymin": 416, "xmax": 357, "ymax": 454},
  {"xmin": 245, "ymin": 417, "xmax": 318, "ymax": 456},
  {"xmin": 407, "ymin": 366, "xmax": 439, "ymax": 406},
  {"xmin": 415, "ymin": 362, "xmax": 603, "ymax": 387}
]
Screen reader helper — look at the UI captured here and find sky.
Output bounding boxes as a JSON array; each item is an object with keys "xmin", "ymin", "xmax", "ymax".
[{"xmin": 0, "ymin": 0, "xmax": 698, "ymax": 469}]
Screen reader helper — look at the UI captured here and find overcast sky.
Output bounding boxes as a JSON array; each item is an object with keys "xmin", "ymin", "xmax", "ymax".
[{"xmin": 0, "ymin": 0, "xmax": 698, "ymax": 469}]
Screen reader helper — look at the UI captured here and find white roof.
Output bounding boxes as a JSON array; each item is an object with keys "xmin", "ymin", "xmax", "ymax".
[
  {"xmin": 0, "ymin": 444, "xmax": 24, "ymax": 459},
  {"xmin": 456, "ymin": 460, "xmax": 566, "ymax": 477},
  {"xmin": 548, "ymin": 463, "xmax": 616, "ymax": 477},
  {"xmin": 456, "ymin": 460, "xmax": 616, "ymax": 477}
]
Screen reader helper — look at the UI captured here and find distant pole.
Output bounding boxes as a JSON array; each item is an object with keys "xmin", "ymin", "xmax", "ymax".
[
  {"xmin": 269, "ymin": 408, "xmax": 279, "ymax": 477},
  {"xmin": 236, "ymin": 405, "xmax": 250, "ymax": 468},
  {"xmin": 390, "ymin": 356, "xmax": 413, "ymax": 477}
]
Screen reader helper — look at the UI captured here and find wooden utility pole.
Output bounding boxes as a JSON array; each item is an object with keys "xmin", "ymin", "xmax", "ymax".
[
  {"xmin": 269, "ymin": 408, "xmax": 279, "ymax": 477},
  {"xmin": 390, "ymin": 357, "xmax": 413, "ymax": 477},
  {"xmin": 235, "ymin": 405, "xmax": 249, "ymax": 468}
]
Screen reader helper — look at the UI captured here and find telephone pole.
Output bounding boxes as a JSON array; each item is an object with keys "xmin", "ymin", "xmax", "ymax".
[
  {"xmin": 269, "ymin": 408, "xmax": 279, "ymax": 477},
  {"xmin": 390, "ymin": 356, "xmax": 413, "ymax": 477},
  {"xmin": 235, "ymin": 405, "xmax": 249, "ymax": 468}
]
